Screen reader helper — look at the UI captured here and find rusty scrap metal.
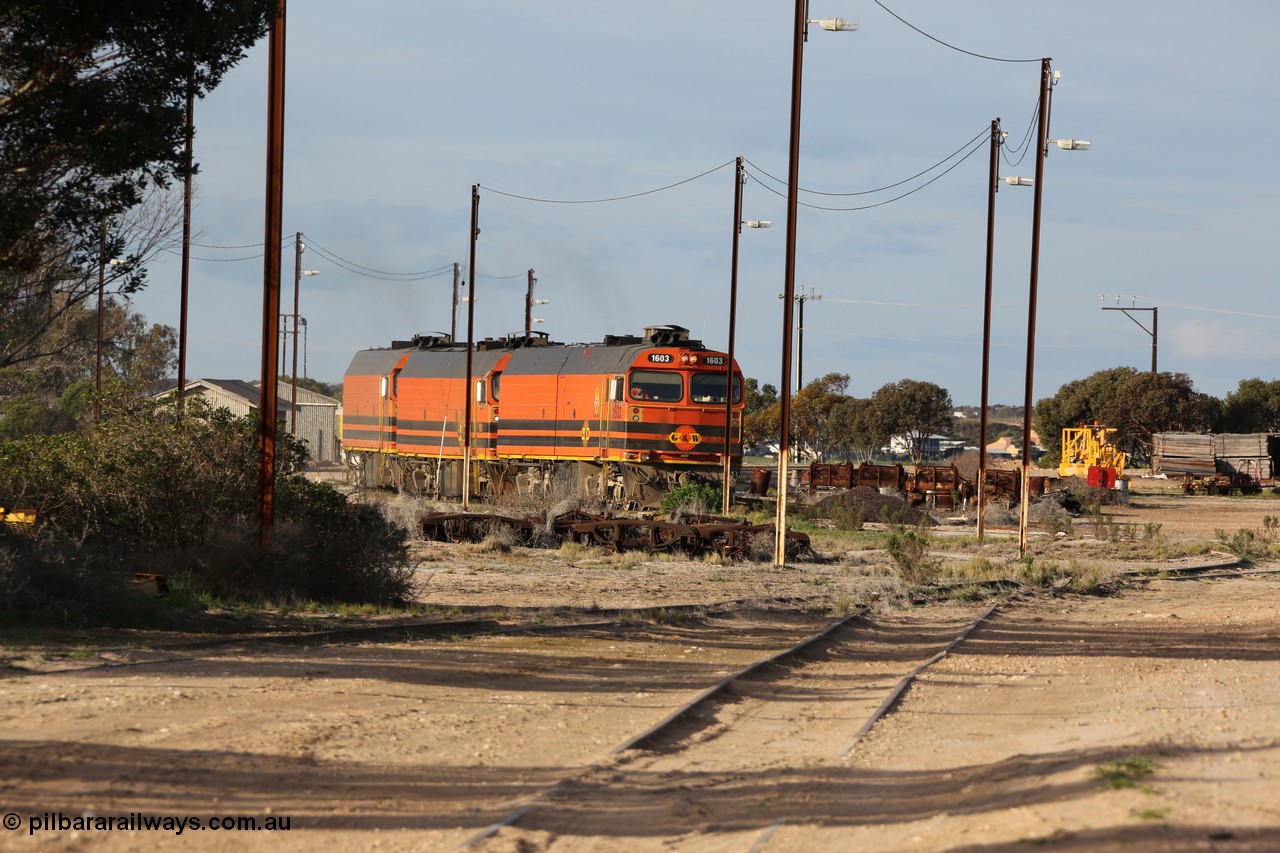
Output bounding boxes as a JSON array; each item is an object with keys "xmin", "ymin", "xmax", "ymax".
[{"xmin": 421, "ymin": 509, "xmax": 810, "ymax": 559}]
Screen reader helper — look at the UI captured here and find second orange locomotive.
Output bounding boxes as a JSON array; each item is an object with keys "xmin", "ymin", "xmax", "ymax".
[{"xmin": 341, "ymin": 324, "xmax": 744, "ymax": 506}]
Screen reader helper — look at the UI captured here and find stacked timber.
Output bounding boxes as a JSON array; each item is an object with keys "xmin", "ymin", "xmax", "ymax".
[
  {"xmin": 1214, "ymin": 433, "xmax": 1275, "ymax": 480},
  {"xmin": 1151, "ymin": 433, "xmax": 1214, "ymax": 476}
]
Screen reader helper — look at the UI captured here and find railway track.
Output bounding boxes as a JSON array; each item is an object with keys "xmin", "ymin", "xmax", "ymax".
[{"xmin": 458, "ymin": 601, "xmax": 1004, "ymax": 851}]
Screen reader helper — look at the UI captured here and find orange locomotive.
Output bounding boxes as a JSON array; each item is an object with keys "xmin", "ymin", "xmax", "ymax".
[{"xmin": 341, "ymin": 324, "xmax": 744, "ymax": 506}]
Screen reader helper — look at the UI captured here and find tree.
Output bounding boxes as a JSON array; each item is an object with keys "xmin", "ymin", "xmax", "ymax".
[
  {"xmin": 0, "ymin": 1, "xmax": 276, "ymax": 274},
  {"xmin": 871, "ymin": 379, "xmax": 953, "ymax": 466},
  {"xmin": 836, "ymin": 396, "xmax": 891, "ymax": 463},
  {"xmin": 1219, "ymin": 378, "xmax": 1280, "ymax": 434},
  {"xmin": 1034, "ymin": 368, "xmax": 1219, "ymax": 465},
  {"xmin": 742, "ymin": 378, "xmax": 779, "ymax": 451},
  {"xmin": 0, "ymin": 2, "xmax": 274, "ymax": 376},
  {"xmin": 790, "ymin": 372, "xmax": 849, "ymax": 462}
]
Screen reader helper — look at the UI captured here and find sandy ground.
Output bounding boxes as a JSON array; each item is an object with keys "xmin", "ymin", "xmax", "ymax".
[{"xmin": 0, "ymin": 488, "xmax": 1278, "ymax": 851}]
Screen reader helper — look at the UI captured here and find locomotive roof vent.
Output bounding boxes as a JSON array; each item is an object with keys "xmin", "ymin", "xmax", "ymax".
[
  {"xmin": 645, "ymin": 324, "xmax": 690, "ymax": 347},
  {"xmin": 394, "ymin": 332, "xmax": 453, "ymax": 349}
]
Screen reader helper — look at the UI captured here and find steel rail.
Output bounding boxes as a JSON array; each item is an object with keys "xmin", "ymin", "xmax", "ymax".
[{"xmin": 455, "ymin": 608, "xmax": 870, "ymax": 850}]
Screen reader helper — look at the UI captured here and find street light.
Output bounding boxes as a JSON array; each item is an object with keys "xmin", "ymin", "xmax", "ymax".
[
  {"xmin": 977, "ymin": 117, "xmax": 1030, "ymax": 543},
  {"xmin": 288, "ymin": 231, "xmax": 319, "ymax": 435},
  {"xmin": 722, "ymin": 156, "xmax": 772, "ymax": 515},
  {"xmin": 775, "ymin": 2, "xmax": 856, "ymax": 566},
  {"xmin": 1017, "ymin": 60, "xmax": 1090, "ymax": 557}
]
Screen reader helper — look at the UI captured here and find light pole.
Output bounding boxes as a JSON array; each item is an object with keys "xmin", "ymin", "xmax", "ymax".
[
  {"xmin": 977, "ymin": 118, "xmax": 1030, "ymax": 543},
  {"xmin": 451, "ymin": 262, "xmax": 461, "ymax": 341},
  {"xmin": 299, "ymin": 316, "xmax": 308, "ymax": 378},
  {"xmin": 462, "ymin": 184, "xmax": 479, "ymax": 510},
  {"xmin": 775, "ymin": 3, "xmax": 856, "ymax": 567},
  {"xmin": 723, "ymin": 155, "xmax": 771, "ymax": 514},
  {"xmin": 524, "ymin": 269, "xmax": 549, "ymax": 338},
  {"xmin": 1017, "ymin": 59, "xmax": 1089, "ymax": 557},
  {"xmin": 1101, "ymin": 296, "xmax": 1157, "ymax": 373},
  {"xmin": 289, "ymin": 234, "xmax": 319, "ymax": 435}
]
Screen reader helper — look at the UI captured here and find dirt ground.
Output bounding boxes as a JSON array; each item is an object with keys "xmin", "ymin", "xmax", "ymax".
[{"xmin": 1, "ymin": 487, "xmax": 1279, "ymax": 851}]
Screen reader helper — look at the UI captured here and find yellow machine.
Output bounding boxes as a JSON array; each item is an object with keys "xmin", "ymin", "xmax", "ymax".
[{"xmin": 1059, "ymin": 423, "xmax": 1127, "ymax": 480}]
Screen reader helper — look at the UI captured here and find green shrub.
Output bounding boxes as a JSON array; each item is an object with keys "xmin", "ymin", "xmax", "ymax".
[
  {"xmin": 660, "ymin": 481, "xmax": 722, "ymax": 515},
  {"xmin": 0, "ymin": 396, "xmax": 413, "ymax": 622},
  {"xmin": 885, "ymin": 529, "xmax": 941, "ymax": 585}
]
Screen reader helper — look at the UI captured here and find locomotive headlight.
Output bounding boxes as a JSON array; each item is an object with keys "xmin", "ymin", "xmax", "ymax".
[
  {"xmin": 688, "ymin": 354, "xmax": 698, "ymax": 365},
  {"xmin": 679, "ymin": 353, "xmax": 690, "ymax": 365}
]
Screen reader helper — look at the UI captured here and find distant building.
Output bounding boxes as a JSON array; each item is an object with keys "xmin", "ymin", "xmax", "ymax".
[
  {"xmin": 887, "ymin": 434, "xmax": 965, "ymax": 460},
  {"xmin": 152, "ymin": 379, "xmax": 341, "ymax": 464}
]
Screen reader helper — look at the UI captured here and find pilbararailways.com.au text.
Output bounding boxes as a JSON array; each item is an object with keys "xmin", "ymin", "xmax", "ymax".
[{"xmin": 10, "ymin": 811, "xmax": 291, "ymax": 836}]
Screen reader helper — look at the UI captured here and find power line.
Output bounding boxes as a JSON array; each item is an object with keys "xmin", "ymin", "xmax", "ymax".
[
  {"xmin": 479, "ymin": 160, "xmax": 734, "ymax": 204},
  {"xmin": 745, "ymin": 126, "xmax": 989, "ymax": 198},
  {"xmin": 748, "ymin": 136, "xmax": 989, "ymax": 212},
  {"xmin": 873, "ymin": 0, "xmax": 1043, "ymax": 63},
  {"xmin": 300, "ymin": 235, "xmax": 455, "ymax": 281}
]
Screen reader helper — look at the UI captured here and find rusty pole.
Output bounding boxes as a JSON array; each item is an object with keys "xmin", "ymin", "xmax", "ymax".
[
  {"xmin": 461, "ymin": 185, "xmax": 478, "ymax": 510},
  {"xmin": 1018, "ymin": 59, "xmax": 1052, "ymax": 558},
  {"xmin": 178, "ymin": 78, "xmax": 194, "ymax": 406},
  {"xmin": 978, "ymin": 118, "xmax": 1000, "ymax": 543},
  {"xmin": 256, "ymin": 0, "xmax": 287, "ymax": 558},
  {"xmin": 723, "ymin": 156, "xmax": 745, "ymax": 515},
  {"xmin": 774, "ymin": 0, "xmax": 807, "ymax": 567}
]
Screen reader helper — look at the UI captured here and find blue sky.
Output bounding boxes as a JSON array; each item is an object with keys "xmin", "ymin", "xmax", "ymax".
[{"xmin": 130, "ymin": 1, "xmax": 1279, "ymax": 406}]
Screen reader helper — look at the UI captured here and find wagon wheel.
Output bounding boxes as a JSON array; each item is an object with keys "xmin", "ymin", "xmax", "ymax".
[
  {"xmin": 589, "ymin": 522, "xmax": 622, "ymax": 552},
  {"xmin": 440, "ymin": 515, "xmax": 468, "ymax": 543},
  {"xmin": 650, "ymin": 523, "xmax": 696, "ymax": 554}
]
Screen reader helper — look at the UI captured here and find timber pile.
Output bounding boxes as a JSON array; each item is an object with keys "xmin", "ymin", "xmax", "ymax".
[
  {"xmin": 1151, "ymin": 433, "xmax": 1214, "ymax": 475},
  {"xmin": 1152, "ymin": 432, "xmax": 1279, "ymax": 481},
  {"xmin": 1214, "ymin": 433, "xmax": 1277, "ymax": 480}
]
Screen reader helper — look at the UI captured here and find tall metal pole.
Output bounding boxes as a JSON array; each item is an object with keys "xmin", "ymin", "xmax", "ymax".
[
  {"xmin": 178, "ymin": 78, "xmax": 194, "ymax": 406},
  {"xmin": 525, "ymin": 268, "xmax": 535, "ymax": 338},
  {"xmin": 451, "ymin": 262, "xmax": 460, "ymax": 341},
  {"xmin": 723, "ymin": 156, "xmax": 745, "ymax": 515},
  {"xmin": 978, "ymin": 118, "xmax": 1000, "ymax": 543},
  {"xmin": 290, "ymin": 231, "xmax": 302, "ymax": 435},
  {"xmin": 1018, "ymin": 59, "xmax": 1052, "ymax": 558},
  {"xmin": 95, "ymin": 224, "xmax": 105, "ymax": 423},
  {"xmin": 775, "ymin": 0, "xmax": 807, "ymax": 567},
  {"xmin": 462, "ymin": 184, "xmax": 478, "ymax": 510},
  {"xmin": 1151, "ymin": 307, "xmax": 1158, "ymax": 373},
  {"xmin": 256, "ymin": 0, "xmax": 287, "ymax": 557}
]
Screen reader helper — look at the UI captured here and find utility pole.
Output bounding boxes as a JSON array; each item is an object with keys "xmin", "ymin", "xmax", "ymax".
[
  {"xmin": 1102, "ymin": 296, "xmax": 1158, "ymax": 373},
  {"xmin": 290, "ymin": 232, "xmax": 302, "ymax": 434},
  {"xmin": 178, "ymin": 76, "xmax": 194, "ymax": 407},
  {"xmin": 779, "ymin": 285, "xmax": 822, "ymax": 390},
  {"xmin": 525, "ymin": 269, "xmax": 535, "ymax": 338},
  {"xmin": 256, "ymin": 0, "xmax": 287, "ymax": 557},
  {"xmin": 451, "ymin": 262, "xmax": 460, "ymax": 341}
]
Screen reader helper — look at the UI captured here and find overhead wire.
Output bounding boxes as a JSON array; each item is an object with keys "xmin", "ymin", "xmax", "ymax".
[
  {"xmin": 747, "ymin": 135, "xmax": 989, "ymax": 212},
  {"xmin": 301, "ymin": 234, "xmax": 455, "ymax": 280},
  {"xmin": 873, "ymin": 0, "xmax": 1042, "ymax": 64},
  {"xmin": 744, "ymin": 126, "xmax": 989, "ymax": 198},
  {"xmin": 479, "ymin": 159, "xmax": 735, "ymax": 204}
]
